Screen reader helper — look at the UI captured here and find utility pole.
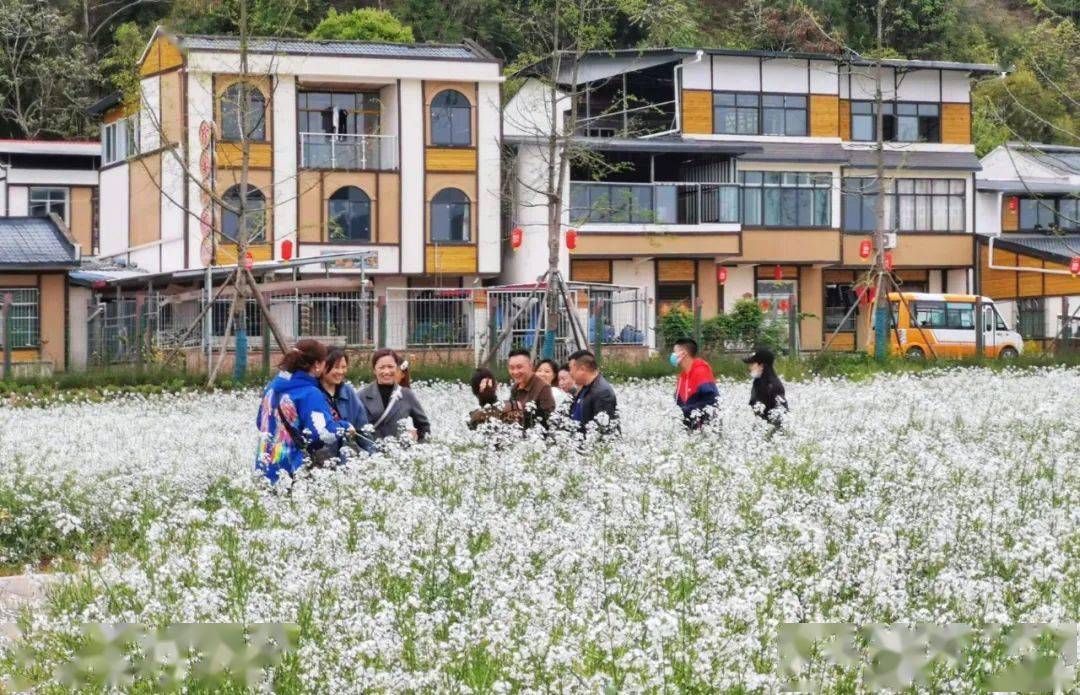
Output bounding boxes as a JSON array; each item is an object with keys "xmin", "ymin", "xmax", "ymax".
[{"xmin": 871, "ymin": 0, "xmax": 889, "ymax": 361}]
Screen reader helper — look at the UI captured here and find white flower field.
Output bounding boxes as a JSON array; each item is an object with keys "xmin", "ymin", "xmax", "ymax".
[{"xmin": 1, "ymin": 368, "xmax": 1079, "ymax": 691}]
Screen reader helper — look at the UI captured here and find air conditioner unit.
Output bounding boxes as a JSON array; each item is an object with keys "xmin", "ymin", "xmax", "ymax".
[{"xmin": 884, "ymin": 232, "xmax": 898, "ymax": 249}]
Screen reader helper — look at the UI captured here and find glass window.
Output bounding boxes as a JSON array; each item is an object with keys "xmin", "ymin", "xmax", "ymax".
[
  {"xmin": 328, "ymin": 186, "xmax": 372, "ymax": 241},
  {"xmin": 29, "ymin": 187, "xmax": 68, "ymax": 223},
  {"xmin": 0, "ymin": 289, "xmax": 39, "ymax": 349},
  {"xmin": 221, "ymin": 185, "xmax": 266, "ymax": 243},
  {"xmin": 431, "ymin": 188, "xmax": 470, "ymax": 241},
  {"xmin": 741, "ymin": 171, "xmax": 831, "ymax": 228},
  {"xmin": 220, "ymin": 82, "xmax": 266, "ymax": 141},
  {"xmin": 945, "ymin": 302, "xmax": 975, "ymax": 329},
  {"xmin": 1059, "ymin": 198, "xmax": 1079, "ymax": 231},
  {"xmin": 842, "ymin": 177, "xmax": 880, "ymax": 232},
  {"xmin": 912, "ymin": 301, "xmax": 947, "ymax": 328},
  {"xmin": 824, "ymin": 283, "xmax": 857, "ymax": 332},
  {"xmin": 713, "ymin": 92, "xmax": 758, "ymax": 135},
  {"xmin": 431, "ymin": 90, "xmax": 471, "ymax": 146},
  {"xmin": 850, "ymin": 101, "xmax": 940, "ymax": 143}
]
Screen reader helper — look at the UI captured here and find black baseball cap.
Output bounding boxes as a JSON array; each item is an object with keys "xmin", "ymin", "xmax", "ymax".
[{"xmin": 742, "ymin": 348, "xmax": 775, "ymax": 366}]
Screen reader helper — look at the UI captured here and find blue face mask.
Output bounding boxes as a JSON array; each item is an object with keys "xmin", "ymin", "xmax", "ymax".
[{"xmin": 669, "ymin": 352, "xmax": 680, "ymax": 368}]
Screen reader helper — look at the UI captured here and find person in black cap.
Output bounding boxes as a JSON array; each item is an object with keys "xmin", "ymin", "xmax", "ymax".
[{"xmin": 743, "ymin": 348, "xmax": 788, "ymax": 426}]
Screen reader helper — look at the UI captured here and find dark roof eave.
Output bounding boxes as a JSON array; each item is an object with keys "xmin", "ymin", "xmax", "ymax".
[
  {"xmin": 672, "ymin": 47, "xmax": 1001, "ymax": 74},
  {"xmin": 85, "ymin": 91, "xmax": 123, "ymax": 116},
  {"xmin": 576, "ymin": 137, "xmax": 762, "ymax": 156},
  {"xmin": 976, "ymin": 234, "xmax": 1080, "ymax": 264}
]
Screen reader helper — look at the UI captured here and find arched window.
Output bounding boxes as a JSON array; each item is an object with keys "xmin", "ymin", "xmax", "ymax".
[
  {"xmin": 328, "ymin": 186, "xmax": 371, "ymax": 241},
  {"xmin": 430, "ymin": 90, "xmax": 471, "ymax": 146},
  {"xmin": 221, "ymin": 82, "xmax": 266, "ymax": 141},
  {"xmin": 221, "ymin": 185, "xmax": 266, "ymax": 243},
  {"xmin": 431, "ymin": 188, "xmax": 470, "ymax": 242}
]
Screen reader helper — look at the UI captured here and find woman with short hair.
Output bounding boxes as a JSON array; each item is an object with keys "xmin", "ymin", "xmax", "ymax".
[
  {"xmin": 358, "ymin": 349, "xmax": 431, "ymax": 443},
  {"xmin": 318, "ymin": 348, "xmax": 374, "ymax": 455}
]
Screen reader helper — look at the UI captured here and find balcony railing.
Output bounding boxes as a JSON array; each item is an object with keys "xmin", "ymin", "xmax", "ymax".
[
  {"xmin": 299, "ymin": 132, "xmax": 398, "ymax": 170},
  {"xmin": 570, "ymin": 181, "xmax": 740, "ymax": 226}
]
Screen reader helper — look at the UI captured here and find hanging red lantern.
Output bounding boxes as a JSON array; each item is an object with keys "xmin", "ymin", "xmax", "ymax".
[
  {"xmin": 778, "ymin": 298, "xmax": 790, "ymax": 313},
  {"xmin": 856, "ymin": 286, "xmax": 876, "ymax": 306},
  {"xmin": 859, "ymin": 239, "xmax": 873, "ymax": 260},
  {"xmin": 716, "ymin": 266, "xmax": 728, "ymax": 284},
  {"xmin": 1071, "ymin": 256, "xmax": 1080, "ymax": 276},
  {"xmin": 884, "ymin": 250, "xmax": 894, "ymax": 272},
  {"xmin": 565, "ymin": 229, "xmax": 577, "ymax": 250},
  {"xmin": 1008, "ymin": 196, "xmax": 1018, "ymax": 212},
  {"xmin": 243, "ymin": 251, "xmax": 254, "ymax": 271},
  {"xmin": 773, "ymin": 264, "xmax": 783, "ymax": 281},
  {"xmin": 759, "ymin": 299, "xmax": 772, "ymax": 312},
  {"xmin": 510, "ymin": 227, "xmax": 523, "ymax": 250},
  {"xmin": 280, "ymin": 239, "xmax": 293, "ymax": 261}
]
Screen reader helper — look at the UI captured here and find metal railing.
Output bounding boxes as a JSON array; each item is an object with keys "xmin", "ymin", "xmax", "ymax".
[
  {"xmin": 299, "ymin": 132, "xmax": 398, "ymax": 170},
  {"xmin": 383, "ymin": 288, "xmax": 474, "ymax": 348},
  {"xmin": 570, "ymin": 181, "xmax": 740, "ymax": 225},
  {"xmin": 586, "ymin": 285, "xmax": 648, "ymax": 345}
]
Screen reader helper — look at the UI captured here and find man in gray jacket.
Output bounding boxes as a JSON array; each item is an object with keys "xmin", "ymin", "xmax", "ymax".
[{"xmin": 567, "ymin": 350, "xmax": 619, "ymax": 435}]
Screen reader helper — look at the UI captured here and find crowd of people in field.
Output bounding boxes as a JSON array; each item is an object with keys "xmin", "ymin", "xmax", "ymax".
[{"xmin": 255, "ymin": 338, "xmax": 788, "ymax": 483}]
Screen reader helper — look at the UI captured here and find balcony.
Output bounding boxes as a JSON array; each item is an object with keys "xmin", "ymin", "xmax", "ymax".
[
  {"xmin": 299, "ymin": 133, "xmax": 398, "ymax": 171},
  {"xmin": 569, "ymin": 181, "xmax": 740, "ymax": 226}
]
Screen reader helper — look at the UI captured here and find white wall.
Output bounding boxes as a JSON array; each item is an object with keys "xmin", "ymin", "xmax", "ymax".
[
  {"xmin": 762, "ymin": 58, "xmax": 809, "ymax": 93},
  {"xmin": 941, "ymin": 70, "xmax": 971, "ymax": 103},
  {"xmin": 947, "ymin": 268, "xmax": 970, "ymax": 294},
  {"xmin": 477, "ymin": 80, "xmax": 502, "ymax": 276},
  {"xmin": 712, "ymin": 56, "xmax": 760, "ymax": 91},
  {"xmin": 612, "ymin": 259, "xmax": 657, "ymax": 349},
  {"xmin": 503, "ymin": 78, "xmax": 566, "ymax": 139},
  {"xmin": 809, "ymin": 60, "xmax": 838, "ymax": 94},
  {"xmin": 399, "ymin": 78, "xmax": 424, "ymax": 274},
  {"xmin": 160, "ymin": 149, "xmax": 186, "ymax": 271},
  {"xmin": 846, "ymin": 66, "xmax": 897, "ymax": 101},
  {"xmin": 273, "ymin": 75, "xmax": 297, "ymax": 263},
  {"xmin": 976, "ymin": 191, "xmax": 1002, "ymax": 237},
  {"xmin": 681, "ymin": 57, "xmax": 711, "ymax": 90},
  {"xmin": 5, "ymin": 169, "xmax": 98, "ymax": 186},
  {"xmin": 502, "ymin": 142, "xmax": 554, "ymax": 284},
  {"xmin": 139, "ymin": 75, "xmax": 161, "ymax": 153},
  {"xmin": 98, "ymin": 165, "xmax": 129, "ymax": 257},
  {"xmin": 896, "ymin": 70, "xmax": 941, "ymax": 102},
  {"xmin": 186, "ymin": 53, "xmax": 503, "ymax": 85},
  {"xmin": 186, "ymin": 70, "xmax": 215, "ymax": 268},
  {"xmin": 723, "ymin": 265, "xmax": 756, "ymax": 311},
  {"xmin": 6, "ymin": 185, "xmax": 28, "ymax": 216}
]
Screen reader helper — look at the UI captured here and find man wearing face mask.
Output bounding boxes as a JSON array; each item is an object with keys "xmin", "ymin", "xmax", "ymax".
[
  {"xmin": 670, "ymin": 338, "xmax": 719, "ymax": 430},
  {"xmin": 743, "ymin": 348, "xmax": 788, "ymax": 426}
]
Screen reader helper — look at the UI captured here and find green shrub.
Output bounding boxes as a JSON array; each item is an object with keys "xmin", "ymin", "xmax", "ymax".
[{"xmin": 658, "ymin": 307, "xmax": 694, "ymax": 351}]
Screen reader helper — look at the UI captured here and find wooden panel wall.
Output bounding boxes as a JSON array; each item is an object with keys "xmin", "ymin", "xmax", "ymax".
[
  {"xmin": 1019, "ymin": 254, "xmax": 1044, "ymax": 297},
  {"xmin": 216, "ymin": 142, "xmax": 273, "ymax": 169},
  {"xmin": 1001, "ymin": 196, "xmax": 1019, "ymax": 232},
  {"xmin": 941, "ymin": 103, "xmax": 971, "ymax": 145},
  {"xmin": 129, "ymin": 153, "xmax": 162, "ymax": 247},
  {"xmin": 378, "ymin": 173, "xmax": 400, "ymax": 244},
  {"xmin": 809, "ymin": 95, "xmax": 839, "ymax": 138},
  {"xmin": 838, "ymin": 99, "xmax": 851, "ymax": 141},
  {"xmin": 39, "ymin": 273, "xmax": 67, "ymax": 370},
  {"xmin": 425, "ymin": 245, "xmax": 477, "ymax": 274},
  {"xmin": 980, "ymin": 246, "xmax": 1018, "ymax": 299},
  {"xmin": 696, "ymin": 260, "xmax": 718, "ymax": 318},
  {"xmin": 570, "ymin": 259, "xmax": 612, "ymax": 283},
  {"xmin": 139, "ymin": 36, "xmax": 184, "ymax": 76},
  {"xmin": 681, "ymin": 90, "xmax": 713, "ymax": 134},
  {"xmin": 159, "ymin": 70, "xmax": 184, "ymax": 146},
  {"xmin": 425, "ymin": 147, "xmax": 477, "ymax": 172},
  {"xmin": 69, "ymin": 187, "xmax": 94, "ymax": 250},
  {"xmin": 657, "ymin": 259, "xmax": 696, "ymax": 283},
  {"xmin": 799, "ymin": 267, "xmax": 824, "ymax": 350}
]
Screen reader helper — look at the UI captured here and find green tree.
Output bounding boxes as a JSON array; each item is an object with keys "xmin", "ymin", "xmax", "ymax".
[
  {"xmin": 101, "ymin": 21, "xmax": 147, "ymax": 105},
  {"xmin": 308, "ymin": 8, "xmax": 414, "ymax": 43},
  {"xmin": 168, "ymin": 0, "xmax": 316, "ymax": 37},
  {"xmin": 0, "ymin": 0, "xmax": 101, "ymax": 138}
]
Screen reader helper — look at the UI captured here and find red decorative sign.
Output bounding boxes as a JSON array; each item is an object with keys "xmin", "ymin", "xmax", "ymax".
[
  {"xmin": 884, "ymin": 250, "xmax": 895, "ymax": 272},
  {"xmin": 199, "ymin": 151, "xmax": 212, "ymax": 179},
  {"xmin": 243, "ymin": 252, "xmax": 254, "ymax": 271},
  {"xmin": 199, "ymin": 120, "xmax": 213, "ymax": 148},
  {"xmin": 1071, "ymin": 256, "xmax": 1080, "ymax": 276},
  {"xmin": 1008, "ymin": 196, "xmax": 1018, "ymax": 212},
  {"xmin": 200, "ymin": 207, "xmax": 212, "ymax": 236},
  {"xmin": 565, "ymin": 229, "xmax": 577, "ymax": 250},
  {"xmin": 773, "ymin": 265, "xmax": 783, "ymax": 281},
  {"xmin": 510, "ymin": 227, "xmax": 523, "ymax": 250},
  {"xmin": 859, "ymin": 239, "xmax": 873, "ymax": 260},
  {"xmin": 716, "ymin": 266, "xmax": 728, "ymax": 284},
  {"xmin": 200, "ymin": 236, "xmax": 213, "ymax": 265},
  {"xmin": 281, "ymin": 239, "xmax": 293, "ymax": 261}
]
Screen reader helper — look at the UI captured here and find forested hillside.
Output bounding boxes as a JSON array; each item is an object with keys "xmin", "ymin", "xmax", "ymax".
[{"xmin": 1, "ymin": 0, "xmax": 1077, "ymax": 154}]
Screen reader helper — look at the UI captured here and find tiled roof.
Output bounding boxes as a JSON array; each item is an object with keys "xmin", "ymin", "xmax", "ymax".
[
  {"xmin": 982, "ymin": 233, "xmax": 1080, "ymax": 264},
  {"xmin": 178, "ymin": 35, "xmax": 490, "ymax": 61},
  {"xmin": 0, "ymin": 217, "xmax": 79, "ymax": 268},
  {"xmin": 846, "ymin": 149, "xmax": 982, "ymax": 171}
]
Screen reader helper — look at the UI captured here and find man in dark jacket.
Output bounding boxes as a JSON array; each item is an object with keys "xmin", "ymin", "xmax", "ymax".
[
  {"xmin": 567, "ymin": 350, "xmax": 619, "ymax": 435},
  {"xmin": 469, "ymin": 350, "xmax": 555, "ymax": 429},
  {"xmin": 743, "ymin": 348, "xmax": 788, "ymax": 425}
]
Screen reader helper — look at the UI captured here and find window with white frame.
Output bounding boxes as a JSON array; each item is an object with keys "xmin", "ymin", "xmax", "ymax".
[
  {"xmin": 0, "ymin": 289, "xmax": 40, "ymax": 349},
  {"xmin": 740, "ymin": 171, "xmax": 831, "ymax": 227},
  {"xmin": 102, "ymin": 115, "xmax": 140, "ymax": 165},
  {"xmin": 29, "ymin": 187, "xmax": 69, "ymax": 223}
]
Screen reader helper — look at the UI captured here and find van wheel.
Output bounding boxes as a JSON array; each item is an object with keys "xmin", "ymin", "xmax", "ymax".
[
  {"xmin": 999, "ymin": 346, "xmax": 1019, "ymax": 360},
  {"xmin": 905, "ymin": 346, "xmax": 926, "ymax": 360}
]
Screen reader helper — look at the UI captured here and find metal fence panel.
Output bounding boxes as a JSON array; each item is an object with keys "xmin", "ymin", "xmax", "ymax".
[{"xmin": 384, "ymin": 288, "xmax": 474, "ymax": 348}]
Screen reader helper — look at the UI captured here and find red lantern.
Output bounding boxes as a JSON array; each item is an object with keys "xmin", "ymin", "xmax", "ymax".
[
  {"xmin": 759, "ymin": 299, "xmax": 772, "ymax": 312},
  {"xmin": 1071, "ymin": 257, "xmax": 1080, "ymax": 276},
  {"xmin": 565, "ymin": 229, "xmax": 577, "ymax": 250},
  {"xmin": 243, "ymin": 251, "xmax": 254, "ymax": 271},
  {"xmin": 856, "ymin": 286, "xmax": 876, "ymax": 306},
  {"xmin": 280, "ymin": 239, "xmax": 293, "ymax": 261},
  {"xmin": 716, "ymin": 266, "xmax": 728, "ymax": 284},
  {"xmin": 884, "ymin": 250, "xmax": 894, "ymax": 272},
  {"xmin": 859, "ymin": 239, "xmax": 872, "ymax": 260},
  {"xmin": 778, "ymin": 299, "xmax": 790, "ymax": 313},
  {"xmin": 510, "ymin": 227, "xmax": 523, "ymax": 250},
  {"xmin": 773, "ymin": 264, "xmax": 783, "ymax": 281},
  {"xmin": 91, "ymin": 280, "xmax": 107, "ymax": 291},
  {"xmin": 1008, "ymin": 196, "xmax": 1018, "ymax": 212}
]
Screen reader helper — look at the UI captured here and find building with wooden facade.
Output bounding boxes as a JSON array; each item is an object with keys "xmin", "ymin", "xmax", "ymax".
[
  {"xmin": 976, "ymin": 143, "xmax": 1080, "ymax": 346},
  {"xmin": 502, "ymin": 48, "xmax": 999, "ymax": 351}
]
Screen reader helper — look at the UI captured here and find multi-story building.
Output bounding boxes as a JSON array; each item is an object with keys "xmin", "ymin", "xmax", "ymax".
[
  {"xmin": 503, "ymin": 48, "xmax": 997, "ymax": 351},
  {"xmin": 976, "ymin": 142, "xmax": 1080, "ymax": 347},
  {"xmin": 0, "ymin": 139, "xmax": 98, "ymax": 373},
  {"xmin": 89, "ymin": 27, "xmax": 503, "ymax": 289}
]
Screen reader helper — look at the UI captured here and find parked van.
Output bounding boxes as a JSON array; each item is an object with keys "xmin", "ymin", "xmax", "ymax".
[{"xmin": 875, "ymin": 293, "xmax": 1024, "ymax": 359}]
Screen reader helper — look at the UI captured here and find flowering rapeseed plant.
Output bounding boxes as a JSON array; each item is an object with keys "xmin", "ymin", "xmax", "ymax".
[{"xmin": 0, "ymin": 368, "xmax": 1078, "ymax": 691}]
